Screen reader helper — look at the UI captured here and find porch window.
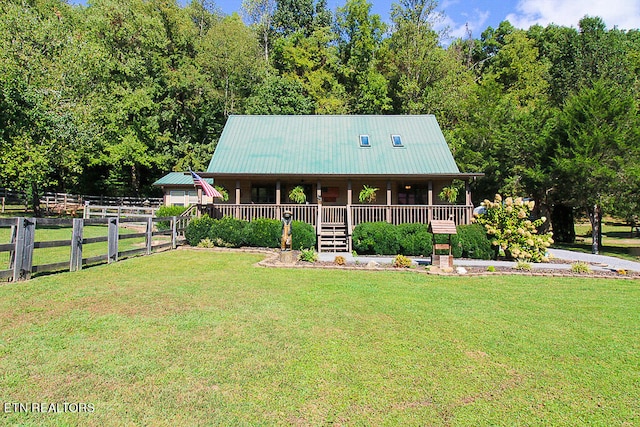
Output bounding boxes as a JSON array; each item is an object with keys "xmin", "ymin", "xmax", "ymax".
[
  {"xmin": 398, "ymin": 186, "xmax": 428, "ymax": 205},
  {"xmin": 251, "ymin": 185, "xmax": 276, "ymax": 203},
  {"xmin": 169, "ymin": 190, "xmax": 185, "ymax": 206}
]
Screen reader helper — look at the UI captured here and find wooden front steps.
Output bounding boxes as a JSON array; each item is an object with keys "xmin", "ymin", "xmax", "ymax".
[{"xmin": 318, "ymin": 222, "xmax": 349, "ymax": 253}]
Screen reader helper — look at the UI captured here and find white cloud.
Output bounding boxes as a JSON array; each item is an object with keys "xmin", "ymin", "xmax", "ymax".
[
  {"xmin": 438, "ymin": 9, "xmax": 490, "ymax": 41},
  {"xmin": 506, "ymin": 0, "xmax": 640, "ymax": 30}
]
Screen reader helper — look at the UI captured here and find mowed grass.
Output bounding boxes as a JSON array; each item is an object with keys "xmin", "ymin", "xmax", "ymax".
[
  {"xmin": 0, "ymin": 250, "xmax": 638, "ymax": 426},
  {"xmin": 562, "ymin": 221, "xmax": 640, "ymax": 262}
]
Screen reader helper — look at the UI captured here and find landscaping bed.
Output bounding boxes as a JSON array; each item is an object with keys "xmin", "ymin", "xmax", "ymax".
[{"xmin": 224, "ymin": 248, "xmax": 640, "ymax": 278}]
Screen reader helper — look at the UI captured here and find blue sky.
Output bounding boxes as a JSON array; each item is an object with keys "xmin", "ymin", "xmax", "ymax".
[{"xmin": 68, "ymin": 0, "xmax": 640, "ymax": 42}]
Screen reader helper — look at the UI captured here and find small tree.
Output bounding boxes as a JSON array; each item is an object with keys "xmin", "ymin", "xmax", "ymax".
[{"xmin": 473, "ymin": 194, "xmax": 554, "ymax": 262}]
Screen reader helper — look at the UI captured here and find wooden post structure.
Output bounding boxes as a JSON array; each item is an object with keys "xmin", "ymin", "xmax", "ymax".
[
  {"xmin": 235, "ymin": 180, "xmax": 241, "ymax": 219},
  {"xmin": 12, "ymin": 217, "xmax": 35, "ymax": 281},
  {"xmin": 428, "ymin": 180, "xmax": 434, "ymax": 223},
  {"xmin": 171, "ymin": 216, "xmax": 178, "ymax": 249},
  {"xmin": 108, "ymin": 217, "xmax": 118, "ymax": 263},
  {"xmin": 70, "ymin": 218, "xmax": 83, "ymax": 271},
  {"xmin": 386, "ymin": 180, "xmax": 392, "ymax": 223},
  {"xmin": 429, "ymin": 220, "xmax": 457, "ymax": 269},
  {"xmin": 276, "ymin": 181, "xmax": 281, "ymax": 219},
  {"xmin": 145, "ymin": 217, "xmax": 153, "ymax": 255}
]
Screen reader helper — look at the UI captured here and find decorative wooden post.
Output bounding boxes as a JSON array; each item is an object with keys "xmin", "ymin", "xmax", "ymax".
[{"xmin": 429, "ymin": 220, "xmax": 457, "ymax": 269}]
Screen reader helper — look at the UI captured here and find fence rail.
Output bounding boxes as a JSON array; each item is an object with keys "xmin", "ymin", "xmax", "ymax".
[
  {"xmin": 0, "ymin": 216, "xmax": 186, "ymax": 282},
  {"xmin": 83, "ymin": 205, "xmax": 159, "ymax": 219}
]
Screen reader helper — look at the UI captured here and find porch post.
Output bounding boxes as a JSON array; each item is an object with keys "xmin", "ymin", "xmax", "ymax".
[
  {"xmin": 465, "ymin": 179, "xmax": 472, "ymax": 224},
  {"xmin": 197, "ymin": 188, "xmax": 202, "ymax": 218},
  {"xmin": 316, "ymin": 181, "xmax": 322, "ymax": 250},
  {"xmin": 276, "ymin": 180, "xmax": 281, "ymax": 220},
  {"xmin": 386, "ymin": 180, "xmax": 392, "ymax": 224},
  {"xmin": 428, "ymin": 180, "xmax": 433, "ymax": 223},
  {"xmin": 347, "ymin": 180, "xmax": 352, "ymax": 205},
  {"xmin": 235, "ymin": 180, "xmax": 241, "ymax": 219}
]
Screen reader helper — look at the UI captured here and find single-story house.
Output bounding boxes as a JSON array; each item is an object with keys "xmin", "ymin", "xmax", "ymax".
[{"xmin": 154, "ymin": 115, "xmax": 483, "ymax": 251}]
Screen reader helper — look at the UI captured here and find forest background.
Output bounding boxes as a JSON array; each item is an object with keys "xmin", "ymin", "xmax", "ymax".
[{"xmin": 1, "ymin": 0, "xmax": 639, "ymax": 242}]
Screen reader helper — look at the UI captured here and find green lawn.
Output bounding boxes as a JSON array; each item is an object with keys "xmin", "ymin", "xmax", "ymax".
[
  {"xmin": 0, "ymin": 250, "xmax": 638, "ymax": 426},
  {"xmin": 559, "ymin": 221, "xmax": 640, "ymax": 262}
]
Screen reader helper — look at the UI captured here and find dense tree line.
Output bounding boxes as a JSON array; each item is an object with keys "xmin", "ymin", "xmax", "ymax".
[{"xmin": 1, "ymin": 0, "xmax": 639, "ymax": 247}]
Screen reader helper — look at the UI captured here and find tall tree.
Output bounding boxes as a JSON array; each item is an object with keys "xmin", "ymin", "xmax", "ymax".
[
  {"xmin": 335, "ymin": 0, "xmax": 390, "ymax": 113},
  {"xmin": 0, "ymin": 0, "xmax": 85, "ymax": 213},
  {"xmin": 242, "ymin": 0, "xmax": 276, "ymax": 61},
  {"xmin": 386, "ymin": 0, "xmax": 442, "ymax": 113},
  {"xmin": 198, "ymin": 13, "xmax": 265, "ymax": 117},
  {"xmin": 551, "ymin": 81, "xmax": 640, "ymax": 253}
]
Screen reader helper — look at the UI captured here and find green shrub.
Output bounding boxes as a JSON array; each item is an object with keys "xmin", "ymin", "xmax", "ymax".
[
  {"xmin": 570, "ymin": 261, "xmax": 591, "ymax": 274},
  {"xmin": 397, "ymin": 223, "xmax": 432, "ymax": 256},
  {"xmin": 487, "ymin": 265, "xmax": 496, "ymax": 272},
  {"xmin": 515, "ymin": 261, "xmax": 532, "ymax": 271},
  {"xmin": 352, "ymin": 222, "xmax": 399, "ymax": 255},
  {"xmin": 246, "ymin": 218, "xmax": 282, "ymax": 248},
  {"xmin": 392, "ymin": 254, "xmax": 412, "ymax": 268},
  {"xmin": 455, "ymin": 224, "xmax": 493, "ymax": 259},
  {"xmin": 291, "ymin": 220, "xmax": 316, "ymax": 249},
  {"xmin": 298, "ymin": 248, "xmax": 318, "ymax": 262},
  {"xmin": 185, "ymin": 215, "xmax": 215, "ymax": 246},
  {"xmin": 197, "ymin": 238, "xmax": 215, "ymax": 248},
  {"xmin": 156, "ymin": 205, "xmax": 188, "ymax": 230},
  {"xmin": 209, "ymin": 216, "xmax": 248, "ymax": 247}
]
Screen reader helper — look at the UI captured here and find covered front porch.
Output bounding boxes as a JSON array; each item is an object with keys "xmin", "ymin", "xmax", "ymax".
[{"xmin": 195, "ymin": 177, "xmax": 477, "ymax": 252}]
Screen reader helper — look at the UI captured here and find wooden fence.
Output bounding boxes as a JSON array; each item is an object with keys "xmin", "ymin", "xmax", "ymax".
[
  {"xmin": 83, "ymin": 205, "xmax": 159, "ymax": 219},
  {"xmin": 0, "ymin": 216, "xmax": 188, "ymax": 282}
]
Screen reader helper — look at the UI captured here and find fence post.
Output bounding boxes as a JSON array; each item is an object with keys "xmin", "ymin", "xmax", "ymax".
[
  {"xmin": 8, "ymin": 222, "xmax": 17, "ymax": 271},
  {"xmin": 13, "ymin": 217, "xmax": 35, "ymax": 281},
  {"xmin": 171, "ymin": 216, "xmax": 177, "ymax": 249},
  {"xmin": 108, "ymin": 217, "xmax": 118, "ymax": 263},
  {"xmin": 70, "ymin": 218, "xmax": 84, "ymax": 271},
  {"xmin": 146, "ymin": 217, "xmax": 153, "ymax": 255}
]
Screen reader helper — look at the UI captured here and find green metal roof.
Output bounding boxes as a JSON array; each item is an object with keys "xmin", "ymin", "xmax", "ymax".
[
  {"xmin": 153, "ymin": 172, "xmax": 213, "ymax": 186},
  {"xmin": 207, "ymin": 115, "xmax": 462, "ymax": 176}
]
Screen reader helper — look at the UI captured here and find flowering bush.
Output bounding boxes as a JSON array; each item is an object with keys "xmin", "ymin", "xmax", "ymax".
[{"xmin": 473, "ymin": 194, "xmax": 554, "ymax": 262}]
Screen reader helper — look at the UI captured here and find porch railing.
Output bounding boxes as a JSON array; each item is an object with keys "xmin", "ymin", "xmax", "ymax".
[
  {"xmin": 350, "ymin": 205, "xmax": 473, "ymax": 230},
  {"xmin": 209, "ymin": 204, "xmax": 318, "ymax": 227},
  {"xmin": 202, "ymin": 203, "xmax": 472, "ymax": 229}
]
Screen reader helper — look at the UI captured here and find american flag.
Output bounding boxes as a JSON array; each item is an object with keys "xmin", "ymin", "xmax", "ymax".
[{"xmin": 190, "ymin": 170, "xmax": 223, "ymax": 198}]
